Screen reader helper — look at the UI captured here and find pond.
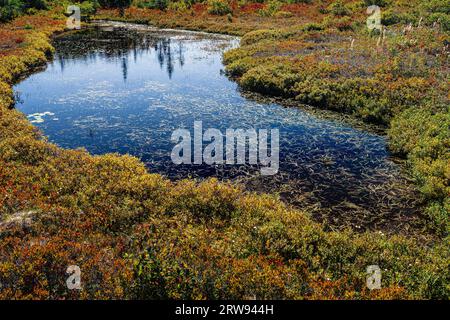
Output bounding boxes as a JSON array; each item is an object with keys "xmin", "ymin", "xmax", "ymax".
[{"xmin": 14, "ymin": 21, "xmax": 423, "ymax": 234}]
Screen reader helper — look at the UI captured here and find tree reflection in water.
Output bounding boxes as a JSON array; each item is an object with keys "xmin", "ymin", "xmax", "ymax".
[{"xmin": 55, "ymin": 26, "xmax": 186, "ymax": 81}]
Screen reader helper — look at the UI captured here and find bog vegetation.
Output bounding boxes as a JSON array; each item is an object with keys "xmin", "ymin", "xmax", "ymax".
[{"xmin": 0, "ymin": 0, "xmax": 448, "ymax": 299}]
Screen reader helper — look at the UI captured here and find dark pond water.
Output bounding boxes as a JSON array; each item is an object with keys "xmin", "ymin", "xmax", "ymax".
[{"xmin": 14, "ymin": 22, "xmax": 422, "ymax": 233}]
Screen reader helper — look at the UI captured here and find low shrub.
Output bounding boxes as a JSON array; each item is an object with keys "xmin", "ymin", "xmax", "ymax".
[
  {"xmin": 328, "ymin": 0, "xmax": 351, "ymax": 17},
  {"xmin": 257, "ymin": 0, "xmax": 282, "ymax": 17},
  {"xmin": 240, "ymin": 63, "xmax": 303, "ymax": 96},
  {"xmin": 389, "ymin": 107, "xmax": 449, "ymax": 235},
  {"xmin": 240, "ymin": 28, "xmax": 293, "ymax": 46}
]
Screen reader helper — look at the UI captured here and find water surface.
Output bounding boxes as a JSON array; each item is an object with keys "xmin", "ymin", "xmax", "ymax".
[{"xmin": 14, "ymin": 22, "xmax": 422, "ymax": 233}]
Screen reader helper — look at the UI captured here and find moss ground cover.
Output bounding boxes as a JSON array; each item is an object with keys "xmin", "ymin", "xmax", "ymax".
[{"xmin": 0, "ymin": 1, "xmax": 448, "ymax": 299}]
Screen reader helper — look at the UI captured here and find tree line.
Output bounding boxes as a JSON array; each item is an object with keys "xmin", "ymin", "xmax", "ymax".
[{"xmin": 0, "ymin": 0, "xmax": 133, "ymax": 22}]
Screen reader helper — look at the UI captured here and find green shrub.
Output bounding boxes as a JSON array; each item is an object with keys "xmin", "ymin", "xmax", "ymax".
[
  {"xmin": 78, "ymin": 1, "xmax": 100, "ymax": 16},
  {"xmin": 285, "ymin": 0, "xmax": 312, "ymax": 3},
  {"xmin": 168, "ymin": 0, "xmax": 188, "ymax": 12},
  {"xmin": 98, "ymin": 0, "xmax": 132, "ymax": 14},
  {"xmin": 225, "ymin": 56, "xmax": 260, "ymax": 77},
  {"xmin": 425, "ymin": 202, "xmax": 449, "ymax": 236},
  {"xmin": 240, "ymin": 63, "xmax": 303, "ymax": 96},
  {"xmin": 382, "ymin": 10, "xmax": 417, "ymax": 26},
  {"xmin": 258, "ymin": 0, "xmax": 282, "ymax": 17},
  {"xmin": 98, "ymin": 0, "xmax": 131, "ymax": 7},
  {"xmin": 389, "ymin": 107, "xmax": 449, "ymax": 235},
  {"xmin": 422, "ymin": 0, "xmax": 450, "ymax": 14},
  {"xmin": 240, "ymin": 29, "xmax": 292, "ymax": 46},
  {"xmin": 0, "ymin": 0, "xmax": 448, "ymax": 300},
  {"xmin": 426, "ymin": 12, "xmax": 450, "ymax": 31}
]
